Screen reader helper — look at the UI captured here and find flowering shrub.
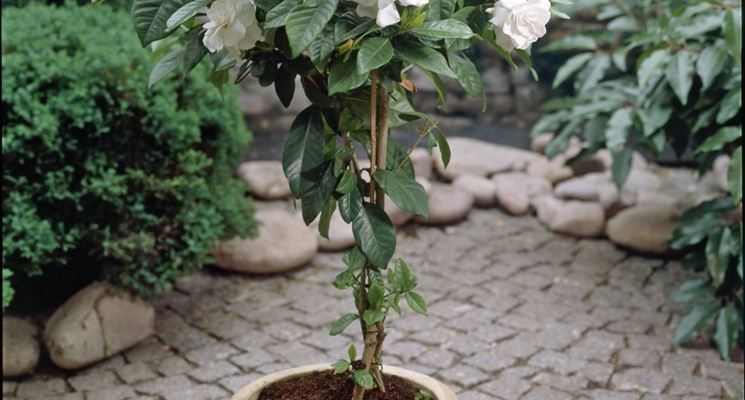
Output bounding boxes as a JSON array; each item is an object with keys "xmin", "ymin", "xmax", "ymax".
[{"xmin": 131, "ymin": 0, "xmax": 559, "ymax": 396}]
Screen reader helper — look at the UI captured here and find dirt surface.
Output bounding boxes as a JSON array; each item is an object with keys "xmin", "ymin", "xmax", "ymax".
[{"xmin": 257, "ymin": 370, "xmax": 424, "ymax": 400}]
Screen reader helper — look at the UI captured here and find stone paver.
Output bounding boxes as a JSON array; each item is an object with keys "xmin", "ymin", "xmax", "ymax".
[{"xmin": 3, "ymin": 208, "xmax": 742, "ymax": 399}]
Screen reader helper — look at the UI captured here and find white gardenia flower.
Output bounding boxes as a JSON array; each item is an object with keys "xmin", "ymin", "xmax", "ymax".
[
  {"xmin": 487, "ymin": 0, "xmax": 551, "ymax": 51},
  {"xmin": 353, "ymin": 0, "xmax": 429, "ymax": 28},
  {"xmin": 202, "ymin": 0, "xmax": 262, "ymax": 61}
]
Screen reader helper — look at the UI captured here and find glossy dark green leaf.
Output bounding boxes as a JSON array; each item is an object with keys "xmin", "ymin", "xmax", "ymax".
[
  {"xmin": 357, "ymin": 37, "xmax": 394, "ymax": 74},
  {"xmin": 285, "ymin": 0, "xmax": 338, "ymax": 57},
  {"xmin": 264, "ymin": 0, "xmax": 299, "ymax": 28},
  {"xmin": 282, "ymin": 107, "xmax": 325, "ymax": 197},
  {"xmin": 342, "ymin": 246, "xmax": 366, "ymax": 271},
  {"xmin": 410, "ymin": 19, "xmax": 474, "ymax": 40},
  {"xmin": 352, "ymin": 204, "xmax": 395, "ymax": 269},
  {"xmin": 723, "ymin": 9, "xmax": 742, "ymax": 65},
  {"xmin": 132, "ymin": 0, "xmax": 189, "ymax": 46},
  {"xmin": 329, "ymin": 58, "xmax": 369, "ymax": 96},
  {"xmin": 729, "ymin": 147, "xmax": 742, "ymax": 204},
  {"xmin": 339, "ymin": 187, "xmax": 363, "ymax": 223},
  {"xmin": 148, "ymin": 48, "xmax": 184, "ymax": 88},
  {"xmin": 374, "ymin": 170, "xmax": 428, "ymax": 217},
  {"xmin": 336, "ymin": 170, "xmax": 357, "ymax": 194},
  {"xmin": 166, "ymin": 0, "xmax": 207, "ymax": 30},
  {"xmin": 695, "ymin": 127, "xmax": 741, "ymax": 154},
  {"xmin": 449, "ymin": 54, "xmax": 483, "ymax": 98},
  {"xmin": 669, "ymin": 278, "xmax": 714, "ymax": 303},
  {"xmin": 301, "ymin": 163, "xmax": 337, "ymax": 224},
  {"xmin": 275, "ymin": 64, "xmax": 296, "ymax": 108},
  {"xmin": 395, "ymin": 40, "xmax": 456, "ymax": 78},
  {"xmin": 309, "ymin": 30, "xmax": 336, "ymax": 70},
  {"xmin": 329, "ymin": 313, "xmax": 358, "ymax": 336},
  {"xmin": 318, "ymin": 197, "xmax": 336, "ymax": 239},
  {"xmin": 696, "ymin": 44, "xmax": 728, "ymax": 90},
  {"xmin": 716, "ymin": 88, "xmax": 742, "ymax": 124},
  {"xmin": 666, "ymin": 50, "xmax": 695, "ymax": 105}
]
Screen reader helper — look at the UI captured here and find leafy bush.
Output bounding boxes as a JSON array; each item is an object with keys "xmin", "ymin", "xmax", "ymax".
[
  {"xmin": 2, "ymin": 3, "xmax": 255, "ymax": 309},
  {"xmin": 534, "ymin": 0, "xmax": 742, "ymax": 359}
]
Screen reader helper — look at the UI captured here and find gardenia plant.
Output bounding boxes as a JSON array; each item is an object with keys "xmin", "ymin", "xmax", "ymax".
[{"xmin": 131, "ymin": 0, "xmax": 559, "ymax": 397}]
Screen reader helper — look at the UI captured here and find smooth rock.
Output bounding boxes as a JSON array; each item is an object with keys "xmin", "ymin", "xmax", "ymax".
[
  {"xmin": 530, "ymin": 133, "xmax": 554, "ymax": 154},
  {"xmin": 713, "ymin": 155, "xmax": 730, "ymax": 192},
  {"xmin": 607, "ymin": 205, "xmax": 680, "ymax": 255},
  {"xmin": 432, "ymin": 137, "xmax": 540, "ymax": 181},
  {"xmin": 410, "ymin": 148, "xmax": 433, "ymax": 179},
  {"xmin": 492, "ymin": 172, "xmax": 552, "ymax": 215},
  {"xmin": 415, "ymin": 184, "xmax": 474, "ymax": 225},
  {"xmin": 44, "ymin": 282, "xmax": 154, "ymax": 369},
  {"xmin": 532, "ymin": 195, "xmax": 605, "ymax": 237},
  {"xmin": 3, "ymin": 317, "xmax": 40, "ymax": 376},
  {"xmin": 526, "ymin": 156, "xmax": 574, "ymax": 183},
  {"xmin": 570, "ymin": 149, "xmax": 647, "ymax": 176},
  {"xmin": 453, "ymin": 175, "xmax": 497, "ymax": 207},
  {"xmin": 237, "ymin": 161, "xmax": 292, "ymax": 200},
  {"xmin": 313, "ymin": 211, "xmax": 355, "ymax": 252},
  {"xmin": 554, "ymin": 172, "xmax": 636, "ymax": 216},
  {"xmin": 213, "ymin": 208, "xmax": 318, "ymax": 273}
]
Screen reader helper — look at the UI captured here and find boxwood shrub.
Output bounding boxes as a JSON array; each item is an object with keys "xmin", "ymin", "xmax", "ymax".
[{"xmin": 2, "ymin": 3, "xmax": 255, "ymax": 310}]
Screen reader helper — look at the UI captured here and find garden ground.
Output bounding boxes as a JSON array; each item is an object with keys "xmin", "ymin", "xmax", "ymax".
[{"xmin": 3, "ymin": 204, "xmax": 743, "ymax": 400}]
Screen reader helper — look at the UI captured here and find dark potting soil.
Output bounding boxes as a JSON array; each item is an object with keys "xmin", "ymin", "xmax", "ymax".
[{"xmin": 257, "ymin": 370, "xmax": 424, "ymax": 400}]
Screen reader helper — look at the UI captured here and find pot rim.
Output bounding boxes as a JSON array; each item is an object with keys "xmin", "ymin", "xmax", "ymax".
[{"xmin": 231, "ymin": 363, "xmax": 458, "ymax": 400}]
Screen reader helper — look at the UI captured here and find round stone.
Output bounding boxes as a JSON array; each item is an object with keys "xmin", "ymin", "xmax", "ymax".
[
  {"xmin": 3, "ymin": 316, "xmax": 40, "ymax": 377},
  {"xmin": 432, "ymin": 137, "xmax": 540, "ymax": 181},
  {"xmin": 492, "ymin": 172, "xmax": 552, "ymax": 215},
  {"xmin": 530, "ymin": 132, "xmax": 554, "ymax": 154},
  {"xmin": 414, "ymin": 184, "xmax": 474, "ymax": 225},
  {"xmin": 526, "ymin": 156, "xmax": 574, "ymax": 184},
  {"xmin": 607, "ymin": 205, "xmax": 681, "ymax": 255},
  {"xmin": 44, "ymin": 282, "xmax": 154, "ymax": 370},
  {"xmin": 410, "ymin": 148, "xmax": 433, "ymax": 178},
  {"xmin": 237, "ymin": 161, "xmax": 292, "ymax": 200},
  {"xmin": 313, "ymin": 211, "xmax": 355, "ymax": 252},
  {"xmin": 213, "ymin": 208, "xmax": 318, "ymax": 273},
  {"xmin": 453, "ymin": 175, "xmax": 497, "ymax": 207},
  {"xmin": 532, "ymin": 195, "xmax": 606, "ymax": 238}
]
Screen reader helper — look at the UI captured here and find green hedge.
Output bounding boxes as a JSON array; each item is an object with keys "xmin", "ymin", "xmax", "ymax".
[{"xmin": 2, "ymin": 3, "xmax": 255, "ymax": 310}]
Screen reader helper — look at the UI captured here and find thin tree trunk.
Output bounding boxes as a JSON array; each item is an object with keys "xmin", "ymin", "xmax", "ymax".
[{"xmin": 351, "ymin": 70, "xmax": 389, "ymax": 400}]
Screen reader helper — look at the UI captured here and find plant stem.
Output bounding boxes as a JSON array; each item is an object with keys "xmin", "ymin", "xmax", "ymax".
[{"xmin": 351, "ymin": 69, "xmax": 389, "ymax": 400}]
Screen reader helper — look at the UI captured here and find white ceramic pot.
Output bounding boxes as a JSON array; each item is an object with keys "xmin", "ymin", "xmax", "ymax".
[{"xmin": 231, "ymin": 364, "xmax": 458, "ymax": 400}]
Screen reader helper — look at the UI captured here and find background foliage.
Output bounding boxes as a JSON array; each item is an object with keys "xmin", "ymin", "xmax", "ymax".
[
  {"xmin": 534, "ymin": 0, "xmax": 742, "ymax": 360},
  {"xmin": 2, "ymin": 2, "xmax": 255, "ymax": 310}
]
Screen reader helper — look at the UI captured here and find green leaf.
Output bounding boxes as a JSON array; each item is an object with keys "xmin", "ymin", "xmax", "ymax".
[
  {"xmin": 337, "ymin": 170, "xmax": 357, "ymax": 194},
  {"xmin": 264, "ymin": 0, "xmax": 299, "ymax": 28},
  {"xmin": 357, "ymin": 37, "xmax": 394, "ymax": 75},
  {"xmin": 666, "ymin": 50, "xmax": 695, "ymax": 105},
  {"xmin": 2, "ymin": 269, "xmax": 14, "ymax": 309},
  {"xmin": 181, "ymin": 29, "xmax": 208, "ymax": 75},
  {"xmin": 339, "ymin": 188, "xmax": 363, "ymax": 223},
  {"xmin": 449, "ymin": 54, "xmax": 483, "ymax": 98},
  {"xmin": 553, "ymin": 53, "xmax": 593, "ymax": 88},
  {"xmin": 367, "ymin": 280, "xmax": 385, "ymax": 309},
  {"xmin": 301, "ymin": 163, "xmax": 337, "ymax": 224},
  {"xmin": 166, "ymin": 0, "xmax": 206, "ymax": 30},
  {"xmin": 669, "ymin": 278, "xmax": 714, "ymax": 303},
  {"xmin": 363, "ymin": 309, "xmax": 385, "ymax": 325},
  {"xmin": 637, "ymin": 49, "xmax": 670, "ymax": 89},
  {"xmin": 352, "ymin": 204, "xmax": 396, "ymax": 269},
  {"xmin": 672, "ymin": 301, "xmax": 720, "ymax": 347},
  {"xmin": 331, "ymin": 359, "xmax": 350, "ymax": 374},
  {"xmin": 723, "ymin": 9, "xmax": 742, "ymax": 65},
  {"xmin": 605, "ymin": 108, "xmax": 632, "ymax": 151},
  {"xmin": 282, "ymin": 107, "xmax": 325, "ymax": 197},
  {"xmin": 405, "ymin": 291, "xmax": 427, "ymax": 315},
  {"xmin": 636, "ymin": 106, "xmax": 672, "ymax": 137},
  {"xmin": 577, "ymin": 54, "xmax": 610, "ymax": 93},
  {"xmin": 309, "ymin": 32, "xmax": 336, "ymax": 70},
  {"xmin": 695, "ymin": 127, "xmax": 741, "ymax": 154},
  {"xmin": 348, "ymin": 344, "xmax": 357, "ymax": 361},
  {"xmin": 541, "ymin": 35, "xmax": 596, "ymax": 52},
  {"xmin": 285, "ymin": 0, "xmax": 338, "ymax": 57},
  {"xmin": 343, "ymin": 246, "xmax": 366, "ymax": 271},
  {"xmin": 716, "ymin": 88, "xmax": 742, "ymax": 124},
  {"xmin": 318, "ymin": 197, "xmax": 336, "ymax": 239},
  {"xmin": 329, "ymin": 313, "xmax": 359, "ymax": 336},
  {"xmin": 132, "ymin": 0, "xmax": 189, "ymax": 46},
  {"xmin": 329, "ymin": 58, "xmax": 368, "ymax": 96},
  {"xmin": 148, "ymin": 48, "xmax": 184, "ymax": 88},
  {"xmin": 352, "ymin": 370, "xmax": 375, "ymax": 389},
  {"xmin": 714, "ymin": 304, "xmax": 740, "ymax": 361},
  {"xmin": 696, "ymin": 45, "xmax": 728, "ymax": 91},
  {"xmin": 395, "ymin": 40, "xmax": 456, "ymax": 78},
  {"xmin": 275, "ymin": 64, "xmax": 296, "ymax": 108},
  {"xmin": 433, "ymin": 130, "xmax": 450, "ymax": 168},
  {"xmin": 426, "ymin": 0, "xmax": 454, "ymax": 20},
  {"xmin": 607, "ymin": 15, "xmax": 640, "ymax": 32},
  {"xmin": 729, "ymin": 147, "xmax": 742, "ymax": 204},
  {"xmin": 410, "ymin": 19, "xmax": 474, "ymax": 40},
  {"xmin": 611, "ymin": 148, "xmax": 633, "ymax": 189},
  {"xmin": 373, "ymin": 170, "xmax": 429, "ymax": 217}
]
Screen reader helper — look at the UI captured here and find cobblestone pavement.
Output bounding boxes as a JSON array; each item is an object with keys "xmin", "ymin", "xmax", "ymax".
[{"xmin": 4, "ymin": 208, "xmax": 744, "ymax": 400}]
